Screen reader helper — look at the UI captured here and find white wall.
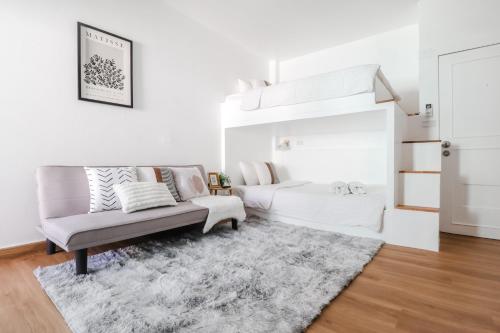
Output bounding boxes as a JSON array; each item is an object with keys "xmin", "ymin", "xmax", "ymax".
[
  {"xmin": 272, "ymin": 112, "xmax": 387, "ymax": 184},
  {"xmin": 224, "ymin": 125, "xmax": 274, "ymax": 185},
  {"xmin": 0, "ymin": 0, "xmax": 266, "ymax": 249},
  {"xmin": 419, "ymin": 0, "xmax": 500, "ymax": 140},
  {"xmin": 279, "ymin": 25, "xmax": 419, "ymax": 115},
  {"xmin": 224, "ymin": 111, "xmax": 388, "ymax": 186}
]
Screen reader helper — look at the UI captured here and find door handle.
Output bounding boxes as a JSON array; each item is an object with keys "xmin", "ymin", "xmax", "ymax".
[{"xmin": 442, "ymin": 141, "xmax": 451, "ymax": 148}]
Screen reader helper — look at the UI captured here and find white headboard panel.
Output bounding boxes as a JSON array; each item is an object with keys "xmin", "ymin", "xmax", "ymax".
[
  {"xmin": 224, "ymin": 124, "xmax": 274, "ymax": 185},
  {"xmin": 223, "ymin": 110, "xmax": 387, "ymax": 186}
]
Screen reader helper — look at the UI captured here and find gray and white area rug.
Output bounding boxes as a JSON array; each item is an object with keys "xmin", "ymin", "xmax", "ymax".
[{"xmin": 35, "ymin": 217, "xmax": 383, "ymax": 333}]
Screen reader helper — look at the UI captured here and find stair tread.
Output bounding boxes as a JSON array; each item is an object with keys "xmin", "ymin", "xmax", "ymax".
[
  {"xmin": 396, "ymin": 204, "xmax": 439, "ymax": 213},
  {"xmin": 402, "ymin": 140, "xmax": 441, "ymax": 143},
  {"xmin": 376, "ymin": 98, "xmax": 395, "ymax": 104},
  {"xmin": 399, "ymin": 170, "xmax": 441, "ymax": 174}
]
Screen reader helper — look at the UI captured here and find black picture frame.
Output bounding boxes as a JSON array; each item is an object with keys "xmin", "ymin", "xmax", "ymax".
[{"xmin": 77, "ymin": 22, "xmax": 133, "ymax": 108}]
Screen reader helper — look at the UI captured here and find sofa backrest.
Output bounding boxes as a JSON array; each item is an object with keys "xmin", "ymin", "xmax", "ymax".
[{"xmin": 36, "ymin": 165, "xmax": 207, "ymax": 220}]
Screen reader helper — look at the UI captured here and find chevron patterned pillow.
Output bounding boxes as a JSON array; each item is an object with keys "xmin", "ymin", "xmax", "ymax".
[{"xmin": 84, "ymin": 167, "xmax": 138, "ymax": 213}]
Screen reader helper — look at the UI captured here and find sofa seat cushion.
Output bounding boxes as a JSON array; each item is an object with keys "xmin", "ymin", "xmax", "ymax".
[{"xmin": 42, "ymin": 202, "xmax": 208, "ymax": 251}]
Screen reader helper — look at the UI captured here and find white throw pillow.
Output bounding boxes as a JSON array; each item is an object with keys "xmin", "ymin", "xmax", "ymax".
[
  {"xmin": 251, "ymin": 79, "xmax": 268, "ymax": 88},
  {"xmin": 170, "ymin": 167, "xmax": 210, "ymax": 201},
  {"xmin": 85, "ymin": 167, "xmax": 137, "ymax": 213},
  {"xmin": 113, "ymin": 182, "xmax": 177, "ymax": 213},
  {"xmin": 136, "ymin": 167, "xmax": 159, "ymax": 182},
  {"xmin": 237, "ymin": 79, "xmax": 253, "ymax": 93},
  {"xmin": 239, "ymin": 161, "xmax": 259, "ymax": 186},
  {"xmin": 252, "ymin": 161, "xmax": 273, "ymax": 185}
]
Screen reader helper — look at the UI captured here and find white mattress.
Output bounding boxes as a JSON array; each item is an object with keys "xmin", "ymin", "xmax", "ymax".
[
  {"xmin": 235, "ymin": 182, "xmax": 386, "ymax": 232},
  {"xmin": 228, "ymin": 64, "xmax": 398, "ymax": 111}
]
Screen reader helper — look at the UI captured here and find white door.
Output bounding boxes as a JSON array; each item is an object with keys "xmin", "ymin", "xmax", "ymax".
[{"xmin": 439, "ymin": 44, "xmax": 500, "ymax": 239}]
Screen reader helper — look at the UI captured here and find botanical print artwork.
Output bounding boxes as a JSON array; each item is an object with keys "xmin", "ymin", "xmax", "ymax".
[
  {"xmin": 78, "ymin": 22, "xmax": 133, "ymax": 108},
  {"xmin": 83, "ymin": 55, "xmax": 125, "ymax": 90}
]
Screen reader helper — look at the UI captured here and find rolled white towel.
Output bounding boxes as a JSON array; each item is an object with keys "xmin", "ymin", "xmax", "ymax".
[
  {"xmin": 348, "ymin": 181, "xmax": 367, "ymax": 195},
  {"xmin": 330, "ymin": 181, "xmax": 349, "ymax": 195}
]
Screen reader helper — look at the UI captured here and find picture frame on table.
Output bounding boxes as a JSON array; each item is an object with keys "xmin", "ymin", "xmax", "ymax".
[
  {"xmin": 208, "ymin": 172, "xmax": 221, "ymax": 188},
  {"xmin": 77, "ymin": 22, "xmax": 133, "ymax": 108}
]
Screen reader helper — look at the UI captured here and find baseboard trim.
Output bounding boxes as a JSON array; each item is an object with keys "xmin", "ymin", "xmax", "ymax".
[{"xmin": 0, "ymin": 240, "xmax": 46, "ymax": 258}]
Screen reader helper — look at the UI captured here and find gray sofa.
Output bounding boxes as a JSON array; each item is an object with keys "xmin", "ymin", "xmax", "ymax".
[{"xmin": 36, "ymin": 165, "xmax": 233, "ymax": 275}]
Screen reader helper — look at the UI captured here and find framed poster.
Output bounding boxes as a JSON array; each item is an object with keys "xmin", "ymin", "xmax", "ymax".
[{"xmin": 78, "ymin": 22, "xmax": 133, "ymax": 108}]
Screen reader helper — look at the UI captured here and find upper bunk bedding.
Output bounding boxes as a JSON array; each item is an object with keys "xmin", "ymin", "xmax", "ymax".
[
  {"xmin": 234, "ymin": 181, "xmax": 386, "ymax": 232},
  {"xmin": 227, "ymin": 64, "xmax": 399, "ymax": 111}
]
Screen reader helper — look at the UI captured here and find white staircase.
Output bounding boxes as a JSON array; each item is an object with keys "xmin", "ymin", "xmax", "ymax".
[
  {"xmin": 397, "ymin": 140, "xmax": 441, "ymax": 211},
  {"xmin": 384, "ymin": 138, "xmax": 441, "ymax": 251},
  {"xmin": 399, "ymin": 171, "xmax": 440, "ymax": 208},
  {"xmin": 401, "ymin": 140, "xmax": 441, "ymax": 170}
]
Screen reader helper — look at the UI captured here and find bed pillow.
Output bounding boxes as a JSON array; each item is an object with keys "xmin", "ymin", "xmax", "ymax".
[
  {"xmin": 84, "ymin": 167, "xmax": 137, "ymax": 213},
  {"xmin": 113, "ymin": 182, "xmax": 177, "ymax": 213},
  {"xmin": 237, "ymin": 79, "xmax": 252, "ymax": 93},
  {"xmin": 239, "ymin": 161, "xmax": 260, "ymax": 185},
  {"xmin": 252, "ymin": 161, "xmax": 273, "ymax": 185},
  {"xmin": 170, "ymin": 167, "xmax": 209, "ymax": 201},
  {"xmin": 266, "ymin": 162, "xmax": 280, "ymax": 184}
]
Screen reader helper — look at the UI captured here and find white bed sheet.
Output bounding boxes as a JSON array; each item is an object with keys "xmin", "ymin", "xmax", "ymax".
[
  {"xmin": 233, "ymin": 180, "xmax": 310, "ymax": 210},
  {"xmin": 235, "ymin": 183, "xmax": 386, "ymax": 232}
]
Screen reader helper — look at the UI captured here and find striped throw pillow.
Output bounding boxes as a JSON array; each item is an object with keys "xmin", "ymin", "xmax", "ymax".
[
  {"xmin": 113, "ymin": 182, "xmax": 177, "ymax": 213},
  {"xmin": 158, "ymin": 167, "xmax": 181, "ymax": 202}
]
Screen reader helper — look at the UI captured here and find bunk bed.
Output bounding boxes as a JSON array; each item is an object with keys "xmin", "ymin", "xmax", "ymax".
[{"xmin": 220, "ymin": 64, "xmax": 439, "ymax": 251}]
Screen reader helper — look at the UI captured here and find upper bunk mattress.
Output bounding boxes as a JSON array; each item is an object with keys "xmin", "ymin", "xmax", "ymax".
[{"xmin": 238, "ymin": 64, "xmax": 398, "ymax": 111}]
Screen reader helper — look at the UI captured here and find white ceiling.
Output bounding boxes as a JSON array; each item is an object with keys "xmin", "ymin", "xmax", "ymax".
[{"xmin": 164, "ymin": 0, "xmax": 418, "ymax": 60}]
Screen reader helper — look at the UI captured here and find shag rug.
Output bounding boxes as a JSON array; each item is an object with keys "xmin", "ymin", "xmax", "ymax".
[{"xmin": 34, "ymin": 217, "xmax": 383, "ymax": 333}]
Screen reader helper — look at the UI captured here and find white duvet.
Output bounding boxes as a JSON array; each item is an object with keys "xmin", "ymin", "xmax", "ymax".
[
  {"xmin": 241, "ymin": 64, "xmax": 381, "ymax": 111},
  {"xmin": 233, "ymin": 181, "xmax": 311, "ymax": 210},
  {"xmin": 234, "ymin": 182, "xmax": 386, "ymax": 231}
]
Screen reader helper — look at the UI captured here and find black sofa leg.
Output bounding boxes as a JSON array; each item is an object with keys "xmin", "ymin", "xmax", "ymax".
[
  {"xmin": 75, "ymin": 248, "xmax": 88, "ymax": 275},
  {"xmin": 46, "ymin": 239, "xmax": 56, "ymax": 255},
  {"xmin": 231, "ymin": 218, "xmax": 238, "ymax": 230}
]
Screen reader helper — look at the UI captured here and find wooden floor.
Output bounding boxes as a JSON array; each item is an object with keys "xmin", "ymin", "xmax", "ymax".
[{"xmin": 1, "ymin": 233, "xmax": 499, "ymax": 333}]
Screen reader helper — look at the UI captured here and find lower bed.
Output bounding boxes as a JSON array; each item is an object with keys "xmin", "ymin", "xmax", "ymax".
[{"xmin": 233, "ymin": 181, "xmax": 386, "ymax": 239}]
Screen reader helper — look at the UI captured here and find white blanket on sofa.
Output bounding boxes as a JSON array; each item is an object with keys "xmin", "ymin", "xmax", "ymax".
[{"xmin": 190, "ymin": 195, "xmax": 246, "ymax": 233}]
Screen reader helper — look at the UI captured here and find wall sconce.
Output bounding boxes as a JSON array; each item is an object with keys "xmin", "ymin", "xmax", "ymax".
[{"xmin": 277, "ymin": 139, "xmax": 290, "ymax": 151}]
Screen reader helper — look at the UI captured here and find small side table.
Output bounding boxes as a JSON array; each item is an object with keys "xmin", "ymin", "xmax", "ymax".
[{"xmin": 209, "ymin": 186, "xmax": 233, "ymax": 196}]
